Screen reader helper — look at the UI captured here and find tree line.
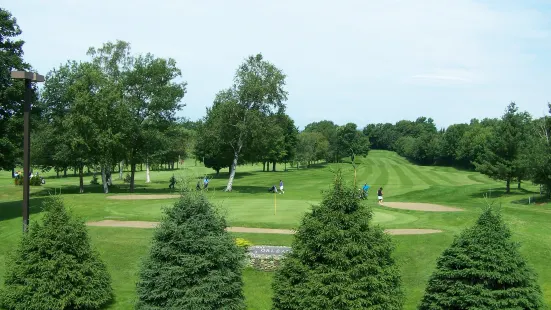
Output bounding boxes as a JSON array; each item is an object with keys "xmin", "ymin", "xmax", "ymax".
[
  {"xmin": 3, "ymin": 7, "xmax": 551, "ymax": 197},
  {"xmin": 363, "ymin": 102, "xmax": 551, "ymax": 195}
]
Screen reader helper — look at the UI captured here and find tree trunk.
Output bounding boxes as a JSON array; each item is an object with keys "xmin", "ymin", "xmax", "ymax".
[
  {"xmin": 284, "ymin": 161, "xmax": 287, "ymax": 171},
  {"xmin": 146, "ymin": 159, "xmax": 151, "ymax": 183},
  {"xmin": 56, "ymin": 170, "xmax": 59, "ymax": 178},
  {"xmin": 119, "ymin": 161, "xmax": 123, "ymax": 179},
  {"xmin": 79, "ymin": 165, "xmax": 84, "ymax": 194},
  {"xmin": 63, "ymin": 167, "xmax": 67, "ymax": 177},
  {"xmin": 215, "ymin": 168, "xmax": 220, "ymax": 176},
  {"xmin": 263, "ymin": 162, "xmax": 266, "ymax": 172},
  {"xmin": 11, "ymin": 167, "xmax": 15, "ymax": 178},
  {"xmin": 140, "ymin": 163, "xmax": 143, "ymax": 171},
  {"xmin": 130, "ymin": 163, "xmax": 136, "ymax": 193},
  {"xmin": 518, "ymin": 180, "xmax": 521, "ymax": 189},
  {"xmin": 177, "ymin": 156, "xmax": 180, "ymax": 169},
  {"xmin": 506, "ymin": 178, "xmax": 511, "ymax": 193},
  {"xmin": 272, "ymin": 162, "xmax": 276, "ymax": 172},
  {"xmin": 225, "ymin": 150, "xmax": 240, "ymax": 192},
  {"xmin": 73, "ymin": 168, "xmax": 77, "ymax": 176},
  {"xmin": 101, "ymin": 166, "xmax": 109, "ymax": 194}
]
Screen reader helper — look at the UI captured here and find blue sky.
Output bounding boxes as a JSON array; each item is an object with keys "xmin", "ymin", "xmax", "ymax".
[{"xmin": 5, "ymin": 0, "xmax": 551, "ymax": 130}]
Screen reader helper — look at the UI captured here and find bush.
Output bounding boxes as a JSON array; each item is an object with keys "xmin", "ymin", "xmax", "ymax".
[
  {"xmin": 13, "ymin": 175, "xmax": 42, "ymax": 186},
  {"xmin": 272, "ymin": 172, "xmax": 404, "ymax": 309},
  {"xmin": 235, "ymin": 237, "xmax": 253, "ymax": 249},
  {"xmin": 123, "ymin": 173, "xmax": 131, "ymax": 183},
  {"xmin": 419, "ymin": 207, "xmax": 545, "ymax": 309},
  {"xmin": 0, "ymin": 196, "xmax": 113, "ymax": 310},
  {"xmin": 30, "ymin": 175, "xmax": 42, "ymax": 186},
  {"xmin": 90, "ymin": 174, "xmax": 99, "ymax": 185},
  {"xmin": 136, "ymin": 191, "xmax": 246, "ymax": 310}
]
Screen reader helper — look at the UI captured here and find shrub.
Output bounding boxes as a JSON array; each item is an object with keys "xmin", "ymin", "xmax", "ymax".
[
  {"xmin": 14, "ymin": 176, "xmax": 43, "ymax": 186},
  {"xmin": 136, "ymin": 191, "xmax": 246, "ymax": 310},
  {"xmin": 90, "ymin": 174, "xmax": 99, "ymax": 185},
  {"xmin": 272, "ymin": 172, "xmax": 404, "ymax": 309},
  {"xmin": 123, "ymin": 173, "xmax": 131, "ymax": 183},
  {"xmin": 0, "ymin": 196, "xmax": 113, "ymax": 310},
  {"xmin": 30, "ymin": 175, "xmax": 42, "ymax": 186},
  {"xmin": 419, "ymin": 207, "xmax": 545, "ymax": 309},
  {"xmin": 235, "ymin": 237, "xmax": 253, "ymax": 249}
]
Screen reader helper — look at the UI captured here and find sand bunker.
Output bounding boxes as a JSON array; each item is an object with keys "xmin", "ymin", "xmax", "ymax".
[
  {"xmin": 383, "ymin": 202, "xmax": 463, "ymax": 212},
  {"xmin": 106, "ymin": 194, "xmax": 179, "ymax": 200},
  {"xmin": 384, "ymin": 229, "xmax": 442, "ymax": 235},
  {"xmin": 86, "ymin": 220, "xmax": 443, "ymax": 235}
]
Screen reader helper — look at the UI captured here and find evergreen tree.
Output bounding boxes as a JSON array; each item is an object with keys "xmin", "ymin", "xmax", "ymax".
[
  {"xmin": 0, "ymin": 196, "xmax": 113, "ymax": 310},
  {"xmin": 419, "ymin": 207, "xmax": 545, "ymax": 310},
  {"xmin": 272, "ymin": 172, "xmax": 403, "ymax": 309},
  {"xmin": 136, "ymin": 191, "xmax": 245, "ymax": 309}
]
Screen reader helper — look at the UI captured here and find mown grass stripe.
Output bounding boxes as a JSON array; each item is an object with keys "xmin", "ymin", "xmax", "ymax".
[
  {"xmin": 427, "ymin": 168, "xmax": 460, "ymax": 185},
  {"xmin": 374, "ymin": 156, "xmax": 391, "ymax": 186},
  {"xmin": 389, "ymin": 160, "xmax": 414, "ymax": 186},
  {"xmin": 365, "ymin": 156, "xmax": 383, "ymax": 185},
  {"xmin": 387, "ymin": 157, "xmax": 427, "ymax": 186},
  {"xmin": 389, "ymin": 157, "xmax": 439, "ymax": 186}
]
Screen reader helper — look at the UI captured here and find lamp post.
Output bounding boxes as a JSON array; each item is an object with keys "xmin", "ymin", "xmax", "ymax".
[{"xmin": 11, "ymin": 71, "xmax": 45, "ymax": 233}]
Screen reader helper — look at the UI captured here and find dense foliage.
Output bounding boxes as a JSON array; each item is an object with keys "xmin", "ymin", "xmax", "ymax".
[
  {"xmin": 0, "ymin": 8, "xmax": 39, "ymax": 171},
  {"xmin": 0, "ymin": 196, "xmax": 113, "ymax": 310},
  {"xmin": 272, "ymin": 172, "xmax": 403, "ymax": 309},
  {"xmin": 5, "ymin": 6, "xmax": 551, "ymax": 197},
  {"xmin": 419, "ymin": 207, "xmax": 545, "ymax": 309},
  {"xmin": 136, "ymin": 191, "xmax": 245, "ymax": 309}
]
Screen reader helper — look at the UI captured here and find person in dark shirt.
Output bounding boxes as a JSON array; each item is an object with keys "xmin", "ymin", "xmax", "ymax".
[{"xmin": 377, "ymin": 187, "xmax": 384, "ymax": 205}]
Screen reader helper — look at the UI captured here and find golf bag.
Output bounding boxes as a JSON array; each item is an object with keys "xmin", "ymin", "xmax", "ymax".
[{"xmin": 268, "ymin": 185, "xmax": 278, "ymax": 193}]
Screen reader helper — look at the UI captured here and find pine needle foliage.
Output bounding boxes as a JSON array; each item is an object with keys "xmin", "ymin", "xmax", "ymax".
[
  {"xmin": 419, "ymin": 207, "xmax": 545, "ymax": 310},
  {"xmin": 0, "ymin": 196, "xmax": 113, "ymax": 310},
  {"xmin": 272, "ymin": 172, "xmax": 404, "ymax": 309},
  {"xmin": 136, "ymin": 191, "xmax": 246, "ymax": 310}
]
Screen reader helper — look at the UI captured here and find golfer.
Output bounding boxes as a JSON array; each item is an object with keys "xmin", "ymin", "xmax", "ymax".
[
  {"xmin": 279, "ymin": 180, "xmax": 284, "ymax": 194},
  {"xmin": 377, "ymin": 187, "xmax": 384, "ymax": 205}
]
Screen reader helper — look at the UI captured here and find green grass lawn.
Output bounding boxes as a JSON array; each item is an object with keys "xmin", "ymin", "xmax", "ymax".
[{"xmin": 1, "ymin": 150, "xmax": 550, "ymax": 309}]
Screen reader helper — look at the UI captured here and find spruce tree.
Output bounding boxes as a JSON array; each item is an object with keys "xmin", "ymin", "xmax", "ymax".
[
  {"xmin": 136, "ymin": 191, "xmax": 245, "ymax": 309},
  {"xmin": 419, "ymin": 207, "xmax": 545, "ymax": 309},
  {"xmin": 272, "ymin": 172, "xmax": 404, "ymax": 309},
  {"xmin": 0, "ymin": 196, "xmax": 113, "ymax": 310}
]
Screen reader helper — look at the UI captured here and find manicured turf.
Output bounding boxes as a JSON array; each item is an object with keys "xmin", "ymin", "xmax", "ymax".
[{"xmin": 1, "ymin": 150, "xmax": 550, "ymax": 309}]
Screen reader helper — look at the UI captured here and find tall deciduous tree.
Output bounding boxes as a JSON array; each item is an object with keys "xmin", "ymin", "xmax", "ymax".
[
  {"xmin": 530, "ymin": 103, "xmax": 551, "ymax": 197},
  {"xmin": 122, "ymin": 51, "xmax": 186, "ymax": 192},
  {"xmin": 419, "ymin": 207, "xmax": 545, "ymax": 309},
  {"xmin": 475, "ymin": 102, "xmax": 532, "ymax": 193},
  {"xmin": 209, "ymin": 54, "xmax": 287, "ymax": 191},
  {"xmin": 272, "ymin": 172, "xmax": 403, "ymax": 309},
  {"xmin": 0, "ymin": 8, "xmax": 38, "ymax": 172},
  {"xmin": 194, "ymin": 101, "xmax": 243, "ymax": 175},
  {"xmin": 86, "ymin": 41, "xmax": 132, "ymax": 193},
  {"xmin": 39, "ymin": 61, "xmax": 99, "ymax": 193},
  {"xmin": 336, "ymin": 122, "xmax": 370, "ymax": 162},
  {"xmin": 304, "ymin": 120, "xmax": 339, "ymax": 162}
]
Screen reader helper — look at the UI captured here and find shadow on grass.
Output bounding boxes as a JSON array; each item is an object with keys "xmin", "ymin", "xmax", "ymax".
[
  {"xmin": 511, "ymin": 195, "xmax": 550, "ymax": 206},
  {"xmin": 30, "ymin": 184, "xmax": 180, "ymax": 196},
  {"xmin": 204, "ymin": 185, "xmax": 274, "ymax": 195},
  {"xmin": 0, "ymin": 197, "xmax": 48, "ymax": 223},
  {"xmin": 467, "ymin": 187, "xmax": 537, "ymax": 199}
]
